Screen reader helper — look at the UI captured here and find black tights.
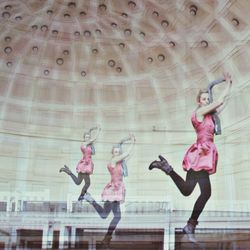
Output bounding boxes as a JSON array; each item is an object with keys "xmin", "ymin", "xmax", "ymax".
[
  {"xmin": 91, "ymin": 201, "xmax": 121, "ymax": 236},
  {"xmin": 69, "ymin": 173, "xmax": 90, "ymax": 195},
  {"xmin": 169, "ymin": 169, "xmax": 211, "ymax": 221}
]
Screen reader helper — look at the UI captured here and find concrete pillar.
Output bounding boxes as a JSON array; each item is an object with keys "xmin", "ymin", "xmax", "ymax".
[
  {"xmin": 59, "ymin": 226, "xmax": 70, "ymax": 249},
  {"xmin": 59, "ymin": 225, "xmax": 65, "ymax": 249},
  {"xmin": 89, "ymin": 237, "xmax": 96, "ymax": 250},
  {"xmin": 42, "ymin": 226, "xmax": 48, "ymax": 249},
  {"xmin": 70, "ymin": 226, "xmax": 76, "ymax": 248},
  {"xmin": 9, "ymin": 227, "xmax": 17, "ymax": 249}
]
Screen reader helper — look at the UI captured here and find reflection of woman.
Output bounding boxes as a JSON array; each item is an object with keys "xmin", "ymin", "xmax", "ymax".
[
  {"xmin": 149, "ymin": 72, "xmax": 232, "ymax": 241},
  {"xmin": 59, "ymin": 126, "xmax": 101, "ymax": 201},
  {"xmin": 84, "ymin": 134, "xmax": 136, "ymax": 246}
]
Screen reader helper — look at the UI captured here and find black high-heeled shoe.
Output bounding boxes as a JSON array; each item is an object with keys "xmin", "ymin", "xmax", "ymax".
[
  {"xmin": 59, "ymin": 165, "xmax": 71, "ymax": 174},
  {"xmin": 148, "ymin": 155, "xmax": 173, "ymax": 174}
]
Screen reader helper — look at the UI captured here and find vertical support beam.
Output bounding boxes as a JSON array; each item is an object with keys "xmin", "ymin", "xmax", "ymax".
[
  {"xmin": 164, "ymin": 227, "xmax": 170, "ymax": 250},
  {"xmin": 42, "ymin": 225, "xmax": 48, "ymax": 249},
  {"xmin": 47, "ymin": 225, "xmax": 53, "ymax": 249},
  {"xmin": 70, "ymin": 226, "xmax": 76, "ymax": 248},
  {"xmin": 9, "ymin": 227, "xmax": 17, "ymax": 249},
  {"xmin": 88, "ymin": 237, "xmax": 96, "ymax": 250},
  {"xmin": 59, "ymin": 225, "xmax": 65, "ymax": 249}
]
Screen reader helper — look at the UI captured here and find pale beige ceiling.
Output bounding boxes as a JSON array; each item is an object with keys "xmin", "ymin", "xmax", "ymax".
[{"xmin": 0, "ymin": 0, "xmax": 249, "ymax": 134}]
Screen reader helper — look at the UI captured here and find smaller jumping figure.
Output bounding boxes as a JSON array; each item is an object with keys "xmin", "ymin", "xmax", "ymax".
[
  {"xmin": 84, "ymin": 134, "xmax": 136, "ymax": 247},
  {"xmin": 59, "ymin": 126, "xmax": 101, "ymax": 201}
]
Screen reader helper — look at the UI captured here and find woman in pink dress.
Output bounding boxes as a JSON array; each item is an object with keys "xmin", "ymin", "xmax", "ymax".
[
  {"xmin": 59, "ymin": 126, "xmax": 101, "ymax": 201},
  {"xmin": 84, "ymin": 134, "xmax": 136, "ymax": 246},
  {"xmin": 149, "ymin": 72, "xmax": 232, "ymax": 240}
]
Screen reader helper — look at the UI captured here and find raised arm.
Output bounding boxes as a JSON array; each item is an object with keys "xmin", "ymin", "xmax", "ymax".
[
  {"xmin": 216, "ymin": 73, "xmax": 232, "ymax": 114},
  {"xmin": 88, "ymin": 125, "xmax": 101, "ymax": 144},
  {"xmin": 197, "ymin": 72, "xmax": 232, "ymax": 116},
  {"xmin": 112, "ymin": 134, "xmax": 136, "ymax": 163}
]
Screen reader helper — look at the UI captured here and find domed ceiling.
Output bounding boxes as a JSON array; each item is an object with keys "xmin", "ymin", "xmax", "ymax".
[{"xmin": 0, "ymin": 0, "xmax": 249, "ymax": 135}]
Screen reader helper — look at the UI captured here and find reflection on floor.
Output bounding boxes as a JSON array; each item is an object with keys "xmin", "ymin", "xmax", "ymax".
[
  {"xmin": 0, "ymin": 229, "xmax": 164, "ymax": 250},
  {"xmin": 1, "ymin": 207, "xmax": 250, "ymax": 249},
  {"xmin": 175, "ymin": 228, "xmax": 250, "ymax": 250}
]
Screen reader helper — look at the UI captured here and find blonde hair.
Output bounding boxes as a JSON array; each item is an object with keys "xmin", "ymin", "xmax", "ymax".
[{"xmin": 196, "ymin": 89, "xmax": 209, "ymax": 103}]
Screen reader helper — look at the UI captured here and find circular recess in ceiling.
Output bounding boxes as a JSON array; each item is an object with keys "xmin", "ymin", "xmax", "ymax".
[
  {"xmin": 15, "ymin": 16, "xmax": 22, "ymax": 21},
  {"xmin": 119, "ymin": 43, "xmax": 125, "ymax": 48},
  {"xmin": 201, "ymin": 40, "xmax": 208, "ymax": 48},
  {"xmin": 161, "ymin": 20, "xmax": 169, "ymax": 28},
  {"xmin": 139, "ymin": 31, "xmax": 145, "ymax": 38},
  {"xmin": 169, "ymin": 41, "xmax": 176, "ymax": 47},
  {"xmin": 64, "ymin": 13, "xmax": 71, "ymax": 18},
  {"xmin": 63, "ymin": 50, "xmax": 69, "ymax": 55},
  {"xmin": 98, "ymin": 4, "xmax": 107, "ymax": 11},
  {"xmin": 79, "ymin": 11, "xmax": 87, "ymax": 17},
  {"xmin": 31, "ymin": 25, "xmax": 38, "ymax": 30},
  {"xmin": 44, "ymin": 69, "xmax": 50, "ymax": 75},
  {"xmin": 56, "ymin": 58, "xmax": 64, "ymax": 65},
  {"xmin": 124, "ymin": 29, "xmax": 132, "ymax": 36},
  {"xmin": 116, "ymin": 67, "xmax": 122, "ymax": 73},
  {"xmin": 92, "ymin": 48, "xmax": 98, "ymax": 54},
  {"xmin": 128, "ymin": 1, "xmax": 136, "ymax": 9},
  {"xmin": 95, "ymin": 29, "xmax": 102, "ymax": 35},
  {"xmin": 158, "ymin": 54, "xmax": 165, "ymax": 62},
  {"xmin": 147, "ymin": 57, "xmax": 153, "ymax": 63},
  {"xmin": 232, "ymin": 18, "xmax": 239, "ymax": 26},
  {"xmin": 83, "ymin": 30, "xmax": 91, "ymax": 37},
  {"xmin": 81, "ymin": 71, "xmax": 86, "ymax": 77},
  {"xmin": 4, "ymin": 5, "xmax": 12, "ymax": 10},
  {"xmin": 68, "ymin": 2, "xmax": 76, "ymax": 8},
  {"xmin": 111, "ymin": 22, "xmax": 117, "ymax": 28},
  {"xmin": 32, "ymin": 46, "xmax": 39, "ymax": 52},
  {"xmin": 152, "ymin": 11, "xmax": 159, "ymax": 17},
  {"xmin": 4, "ymin": 36, "xmax": 11, "ymax": 42},
  {"xmin": 47, "ymin": 10, "xmax": 53, "ymax": 15},
  {"xmin": 108, "ymin": 60, "xmax": 116, "ymax": 67},
  {"xmin": 189, "ymin": 5, "xmax": 198, "ymax": 16},
  {"xmin": 41, "ymin": 25, "xmax": 49, "ymax": 32},
  {"xmin": 121, "ymin": 12, "xmax": 128, "ymax": 18},
  {"xmin": 4, "ymin": 46, "xmax": 12, "ymax": 54},
  {"xmin": 6, "ymin": 61, "xmax": 12, "ymax": 67},
  {"xmin": 52, "ymin": 30, "xmax": 58, "ymax": 35},
  {"xmin": 2, "ymin": 12, "xmax": 11, "ymax": 18},
  {"xmin": 74, "ymin": 31, "xmax": 80, "ymax": 37}
]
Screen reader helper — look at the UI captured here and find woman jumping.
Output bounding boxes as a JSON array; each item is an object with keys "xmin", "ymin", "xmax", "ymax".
[
  {"xmin": 149, "ymin": 72, "xmax": 232, "ymax": 241},
  {"xmin": 59, "ymin": 126, "xmax": 101, "ymax": 201},
  {"xmin": 84, "ymin": 134, "xmax": 136, "ymax": 246}
]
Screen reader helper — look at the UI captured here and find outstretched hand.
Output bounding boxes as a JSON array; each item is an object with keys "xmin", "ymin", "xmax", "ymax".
[
  {"xmin": 223, "ymin": 72, "xmax": 232, "ymax": 83},
  {"xmin": 129, "ymin": 133, "xmax": 136, "ymax": 142}
]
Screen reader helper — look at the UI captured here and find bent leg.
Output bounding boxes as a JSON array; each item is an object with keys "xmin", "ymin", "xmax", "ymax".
[
  {"xmin": 190, "ymin": 171, "xmax": 211, "ymax": 220},
  {"xmin": 106, "ymin": 202, "xmax": 121, "ymax": 236},
  {"xmin": 80, "ymin": 174, "xmax": 91, "ymax": 195},
  {"xmin": 91, "ymin": 201, "xmax": 113, "ymax": 219},
  {"xmin": 69, "ymin": 172, "xmax": 84, "ymax": 185},
  {"xmin": 169, "ymin": 169, "xmax": 198, "ymax": 196}
]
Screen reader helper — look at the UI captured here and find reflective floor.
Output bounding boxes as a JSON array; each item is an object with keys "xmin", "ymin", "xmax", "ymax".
[
  {"xmin": 175, "ymin": 229, "xmax": 250, "ymax": 250},
  {"xmin": 1, "ymin": 209, "xmax": 250, "ymax": 249}
]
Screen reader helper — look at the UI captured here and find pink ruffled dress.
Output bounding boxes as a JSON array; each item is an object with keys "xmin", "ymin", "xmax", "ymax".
[
  {"xmin": 182, "ymin": 112, "xmax": 218, "ymax": 175},
  {"xmin": 101, "ymin": 162, "xmax": 126, "ymax": 202},
  {"xmin": 76, "ymin": 145, "xmax": 94, "ymax": 174}
]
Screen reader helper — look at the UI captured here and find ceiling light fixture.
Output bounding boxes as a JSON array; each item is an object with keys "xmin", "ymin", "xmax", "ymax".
[
  {"xmin": 128, "ymin": 1, "xmax": 136, "ymax": 9},
  {"xmin": 108, "ymin": 60, "xmax": 116, "ymax": 67},
  {"xmin": 201, "ymin": 40, "xmax": 208, "ymax": 48},
  {"xmin": 4, "ymin": 36, "xmax": 11, "ymax": 42},
  {"xmin": 232, "ymin": 18, "xmax": 239, "ymax": 26},
  {"xmin": 189, "ymin": 5, "xmax": 198, "ymax": 16}
]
